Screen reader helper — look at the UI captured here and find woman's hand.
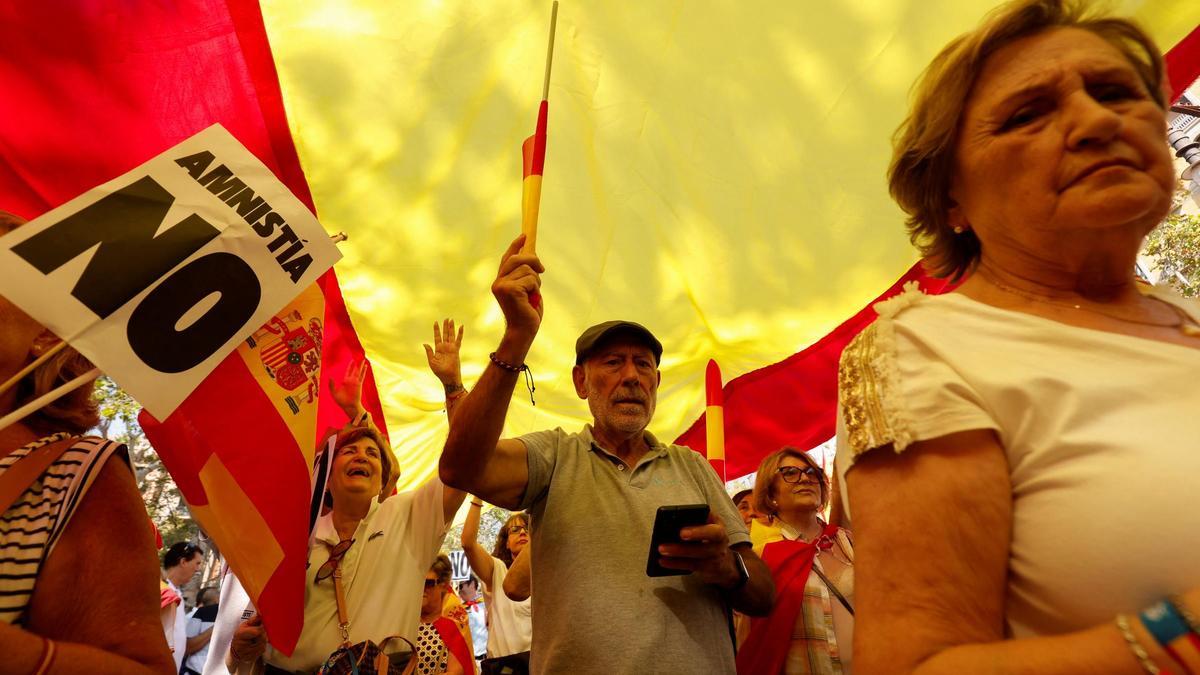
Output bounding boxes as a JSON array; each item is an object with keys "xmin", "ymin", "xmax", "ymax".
[
  {"xmin": 229, "ymin": 614, "xmax": 267, "ymax": 664},
  {"xmin": 424, "ymin": 318, "xmax": 464, "ymax": 387},
  {"xmin": 329, "ymin": 358, "xmax": 368, "ymax": 420}
]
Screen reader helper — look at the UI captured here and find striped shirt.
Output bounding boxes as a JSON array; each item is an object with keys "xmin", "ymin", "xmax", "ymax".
[{"xmin": 0, "ymin": 434, "xmax": 125, "ymax": 625}]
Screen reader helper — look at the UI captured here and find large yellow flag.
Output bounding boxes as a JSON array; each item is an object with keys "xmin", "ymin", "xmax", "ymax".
[{"xmin": 260, "ymin": 1, "xmax": 1200, "ymax": 491}]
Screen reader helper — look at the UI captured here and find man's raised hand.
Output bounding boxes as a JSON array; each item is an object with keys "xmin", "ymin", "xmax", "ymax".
[{"xmin": 492, "ymin": 234, "xmax": 544, "ymax": 340}]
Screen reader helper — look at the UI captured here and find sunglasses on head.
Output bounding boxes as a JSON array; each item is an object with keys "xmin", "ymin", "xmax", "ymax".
[{"xmin": 776, "ymin": 465, "xmax": 823, "ymax": 484}]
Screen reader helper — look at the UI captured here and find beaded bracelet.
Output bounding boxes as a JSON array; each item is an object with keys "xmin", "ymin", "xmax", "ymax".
[
  {"xmin": 489, "ymin": 352, "xmax": 536, "ymax": 405},
  {"xmin": 1116, "ymin": 614, "xmax": 1165, "ymax": 675}
]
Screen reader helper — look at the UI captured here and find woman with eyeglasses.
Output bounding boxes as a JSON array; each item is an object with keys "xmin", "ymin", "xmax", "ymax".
[
  {"xmin": 227, "ymin": 320, "xmax": 468, "ymax": 674},
  {"xmin": 461, "ymin": 505, "xmax": 532, "ymax": 664},
  {"xmin": 737, "ymin": 448, "xmax": 854, "ymax": 675}
]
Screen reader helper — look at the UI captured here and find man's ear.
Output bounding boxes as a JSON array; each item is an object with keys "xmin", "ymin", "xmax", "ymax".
[{"xmin": 572, "ymin": 364, "xmax": 587, "ymax": 399}]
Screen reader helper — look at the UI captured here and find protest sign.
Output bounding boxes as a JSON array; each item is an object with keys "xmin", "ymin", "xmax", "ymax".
[{"xmin": 0, "ymin": 124, "xmax": 340, "ymax": 418}]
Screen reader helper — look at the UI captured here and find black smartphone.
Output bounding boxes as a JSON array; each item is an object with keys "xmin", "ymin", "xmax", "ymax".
[{"xmin": 645, "ymin": 504, "xmax": 711, "ymax": 577}]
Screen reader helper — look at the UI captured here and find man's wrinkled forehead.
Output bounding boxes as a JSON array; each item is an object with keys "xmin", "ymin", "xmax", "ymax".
[{"xmin": 585, "ymin": 336, "xmax": 658, "ymax": 363}]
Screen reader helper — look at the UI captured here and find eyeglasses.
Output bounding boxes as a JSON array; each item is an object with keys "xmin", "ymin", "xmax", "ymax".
[
  {"xmin": 315, "ymin": 538, "xmax": 354, "ymax": 584},
  {"xmin": 508, "ymin": 525, "xmax": 529, "ymax": 535},
  {"xmin": 776, "ymin": 466, "xmax": 822, "ymax": 484}
]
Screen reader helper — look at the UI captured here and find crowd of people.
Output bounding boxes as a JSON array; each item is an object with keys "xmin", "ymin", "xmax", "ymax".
[{"xmin": 1, "ymin": 0, "xmax": 1198, "ymax": 673}]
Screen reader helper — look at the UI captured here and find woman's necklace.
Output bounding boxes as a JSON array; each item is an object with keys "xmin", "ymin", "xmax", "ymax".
[{"xmin": 977, "ymin": 269, "xmax": 1200, "ymax": 338}]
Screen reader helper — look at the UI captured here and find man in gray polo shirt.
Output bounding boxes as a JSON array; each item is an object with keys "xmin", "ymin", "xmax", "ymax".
[{"xmin": 441, "ymin": 235, "xmax": 774, "ymax": 674}]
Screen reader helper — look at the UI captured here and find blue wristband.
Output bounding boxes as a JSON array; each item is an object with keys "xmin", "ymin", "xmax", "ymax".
[{"xmin": 1141, "ymin": 599, "xmax": 1192, "ymax": 648}]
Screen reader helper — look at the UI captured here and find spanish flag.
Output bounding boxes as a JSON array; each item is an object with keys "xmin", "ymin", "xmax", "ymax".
[
  {"xmin": 520, "ymin": 2, "xmax": 558, "ymax": 255},
  {"xmin": 521, "ymin": 100, "xmax": 548, "ymax": 253},
  {"xmin": 0, "ymin": 1, "xmax": 385, "ymax": 654}
]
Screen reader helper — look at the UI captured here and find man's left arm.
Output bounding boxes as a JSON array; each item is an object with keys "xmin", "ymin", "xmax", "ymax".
[{"xmin": 725, "ymin": 544, "xmax": 774, "ymax": 616}]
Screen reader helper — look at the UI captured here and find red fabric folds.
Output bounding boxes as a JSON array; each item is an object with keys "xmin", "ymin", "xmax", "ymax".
[
  {"xmin": 0, "ymin": 0, "xmax": 382, "ymax": 654},
  {"xmin": 676, "ymin": 262, "xmax": 956, "ymax": 478},
  {"xmin": 1167, "ymin": 25, "xmax": 1200, "ymax": 102}
]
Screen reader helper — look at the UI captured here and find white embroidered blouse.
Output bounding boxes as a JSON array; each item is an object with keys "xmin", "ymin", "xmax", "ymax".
[{"xmin": 835, "ymin": 283, "xmax": 1200, "ymax": 637}]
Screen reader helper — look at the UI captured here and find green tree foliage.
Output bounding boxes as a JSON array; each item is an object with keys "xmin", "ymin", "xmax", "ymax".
[
  {"xmin": 1145, "ymin": 187, "xmax": 1200, "ymax": 298},
  {"xmin": 444, "ymin": 505, "xmax": 513, "ymax": 556},
  {"xmin": 93, "ymin": 376, "xmax": 199, "ymax": 549}
]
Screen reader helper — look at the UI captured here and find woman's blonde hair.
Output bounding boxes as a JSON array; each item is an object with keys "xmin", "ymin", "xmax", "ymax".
[
  {"xmin": 2, "ymin": 211, "xmax": 99, "ymax": 435},
  {"xmin": 889, "ymin": 0, "xmax": 1167, "ymax": 280},
  {"xmin": 752, "ymin": 446, "xmax": 828, "ymax": 516}
]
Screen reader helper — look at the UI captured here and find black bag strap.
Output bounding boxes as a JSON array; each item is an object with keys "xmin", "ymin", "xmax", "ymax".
[{"xmin": 810, "ymin": 563, "xmax": 854, "ymax": 616}]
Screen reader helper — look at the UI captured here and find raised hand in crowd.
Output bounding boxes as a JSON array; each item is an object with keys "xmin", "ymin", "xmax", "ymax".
[
  {"xmin": 491, "ymin": 233, "xmax": 544, "ymax": 344},
  {"xmin": 441, "ymin": 235, "xmax": 544, "ymax": 508},
  {"xmin": 328, "ymin": 356, "xmax": 369, "ymax": 422},
  {"xmin": 423, "ymin": 318, "xmax": 466, "ymax": 419}
]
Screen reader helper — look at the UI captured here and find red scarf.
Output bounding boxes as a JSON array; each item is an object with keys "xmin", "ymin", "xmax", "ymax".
[
  {"xmin": 433, "ymin": 616, "xmax": 474, "ymax": 671},
  {"xmin": 736, "ymin": 522, "xmax": 839, "ymax": 675}
]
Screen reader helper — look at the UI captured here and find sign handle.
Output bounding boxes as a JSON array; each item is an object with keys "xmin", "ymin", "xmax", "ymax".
[
  {"xmin": 0, "ymin": 341, "xmax": 68, "ymax": 400},
  {"xmin": 0, "ymin": 367, "xmax": 101, "ymax": 432}
]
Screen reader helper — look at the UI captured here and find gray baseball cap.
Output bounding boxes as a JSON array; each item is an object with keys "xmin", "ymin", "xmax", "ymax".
[{"xmin": 574, "ymin": 321, "xmax": 663, "ymax": 365}]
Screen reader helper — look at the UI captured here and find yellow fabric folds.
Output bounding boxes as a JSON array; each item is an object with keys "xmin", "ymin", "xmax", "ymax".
[{"xmin": 260, "ymin": 0, "xmax": 1199, "ymax": 492}]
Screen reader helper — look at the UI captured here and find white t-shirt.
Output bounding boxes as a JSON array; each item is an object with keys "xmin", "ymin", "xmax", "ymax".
[
  {"xmin": 267, "ymin": 479, "xmax": 447, "ymax": 672},
  {"xmin": 164, "ymin": 580, "xmax": 188, "ymax": 671},
  {"xmin": 836, "ymin": 284, "xmax": 1200, "ymax": 637},
  {"xmin": 465, "ymin": 599, "xmax": 488, "ymax": 658},
  {"xmin": 485, "ymin": 556, "xmax": 532, "ymax": 658}
]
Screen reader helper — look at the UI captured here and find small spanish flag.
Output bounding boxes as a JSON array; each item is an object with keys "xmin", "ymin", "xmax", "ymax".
[
  {"xmin": 521, "ymin": 99, "xmax": 548, "ymax": 253},
  {"xmin": 520, "ymin": 1, "xmax": 558, "ymax": 257},
  {"xmin": 705, "ymin": 359, "xmax": 727, "ymax": 482}
]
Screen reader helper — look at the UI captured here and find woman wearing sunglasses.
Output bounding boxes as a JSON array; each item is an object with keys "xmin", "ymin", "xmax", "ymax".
[{"xmin": 737, "ymin": 448, "xmax": 855, "ymax": 675}]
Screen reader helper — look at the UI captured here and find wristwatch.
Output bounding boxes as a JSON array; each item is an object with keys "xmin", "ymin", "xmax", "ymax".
[{"xmin": 728, "ymin": 549, "xmax": 750, "ymax": 591}]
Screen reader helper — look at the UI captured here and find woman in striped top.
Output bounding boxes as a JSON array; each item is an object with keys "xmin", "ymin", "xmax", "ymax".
[{"xmin": 0, "ymin": 210, "xmax": 175, "ymax": 673}]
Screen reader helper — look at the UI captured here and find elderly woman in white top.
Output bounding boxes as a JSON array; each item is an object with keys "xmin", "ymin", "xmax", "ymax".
[
  {"xmin": 836, "ymin": 1, "xmax": 1200, "ymax": 673},
  {"xmin": 229, "ymin": 321, "xmax": 468, "ymax": 673}
]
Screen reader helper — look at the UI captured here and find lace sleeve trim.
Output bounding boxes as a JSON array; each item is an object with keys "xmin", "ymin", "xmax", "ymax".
[{"xmin": 838, "ymin": 282, "xmax": 926, "ymax": 458}]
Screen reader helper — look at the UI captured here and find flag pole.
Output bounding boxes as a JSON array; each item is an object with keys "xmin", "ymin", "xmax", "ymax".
[{"xmin": 542, "ymin": 1, "xmax": 559, "ymax": 100}]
